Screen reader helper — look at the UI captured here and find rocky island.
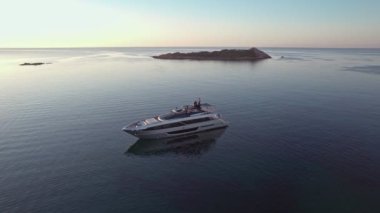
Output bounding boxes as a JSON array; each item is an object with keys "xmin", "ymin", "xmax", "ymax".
[
  {"xmin": 152, "ymin": 47, "xmax": 271, "ymax": 61},
  {"xmin": 20, "ymin": 62, "xmax": 48, "ymax": 66}
]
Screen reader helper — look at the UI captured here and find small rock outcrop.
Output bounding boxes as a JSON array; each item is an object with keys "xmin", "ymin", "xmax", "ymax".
[{"xmin": 152, "ymin": 48, "xmax": 271, "ymax": 61}]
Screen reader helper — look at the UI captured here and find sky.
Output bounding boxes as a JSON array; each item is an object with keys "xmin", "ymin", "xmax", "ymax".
[{"xmin": 0, "ymin": 0, "xmax": 379, "ymax": 48}]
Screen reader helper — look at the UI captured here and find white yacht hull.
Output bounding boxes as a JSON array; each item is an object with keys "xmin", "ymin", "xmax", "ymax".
[{"xmin": 123, "ymin": 119, "xmax": 228, "ymax": 139}]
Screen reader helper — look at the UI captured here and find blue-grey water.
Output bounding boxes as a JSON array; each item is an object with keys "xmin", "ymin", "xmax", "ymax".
[{"xmin": 1, "ymin": 48, "xmax": 379, "ymax": 212}]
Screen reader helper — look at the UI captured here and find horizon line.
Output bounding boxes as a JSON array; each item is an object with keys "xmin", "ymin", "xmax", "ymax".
[{"xmin": 0, "ymin": 46, "xmax": 380, "ymax": 49}]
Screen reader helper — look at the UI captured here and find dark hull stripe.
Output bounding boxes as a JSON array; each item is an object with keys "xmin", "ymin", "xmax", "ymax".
[{"xmin": 167, "ymin": 127, "xmax": 198, "ymax": 134}]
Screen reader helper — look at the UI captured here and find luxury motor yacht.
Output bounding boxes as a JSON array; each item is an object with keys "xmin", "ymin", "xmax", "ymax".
[{"xmin": 122, "ymin": 101, "xmax": 228, "ymax": 139}]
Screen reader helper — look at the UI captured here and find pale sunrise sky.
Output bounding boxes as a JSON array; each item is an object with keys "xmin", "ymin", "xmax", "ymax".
[{"xmin": 0, "ymin": 0, "xmax": 379, "ymax": 48}]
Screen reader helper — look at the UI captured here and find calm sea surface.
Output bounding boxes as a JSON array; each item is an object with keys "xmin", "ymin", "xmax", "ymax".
[{"xmin": 1, "ymin": 48, "xmax": 379, "ymax": 212}]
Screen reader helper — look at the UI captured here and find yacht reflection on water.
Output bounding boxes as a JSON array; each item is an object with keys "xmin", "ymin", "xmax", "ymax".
[{"xmin": 126, "ymin": 128, "xmax": 226, "ymax": 156}]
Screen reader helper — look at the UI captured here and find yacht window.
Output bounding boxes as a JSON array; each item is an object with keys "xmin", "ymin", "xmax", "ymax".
[
  {"xmin": 146, "ymin": 122, "xmax": 184, "ymax": 130},
  {"xmin": 182, "ymin": 117, "xmax": 213, "ymax": 124}
]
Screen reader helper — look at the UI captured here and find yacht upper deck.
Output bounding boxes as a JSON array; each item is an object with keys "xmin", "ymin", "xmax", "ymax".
[{"xmin": 158, "ymin": 103, "xmax": 215, "ymax": 121}]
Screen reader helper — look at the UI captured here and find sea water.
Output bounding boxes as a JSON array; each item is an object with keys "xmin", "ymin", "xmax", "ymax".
[{"xmin": 0, "ymin": 47, "xmax": 379, "ymax": 212}]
